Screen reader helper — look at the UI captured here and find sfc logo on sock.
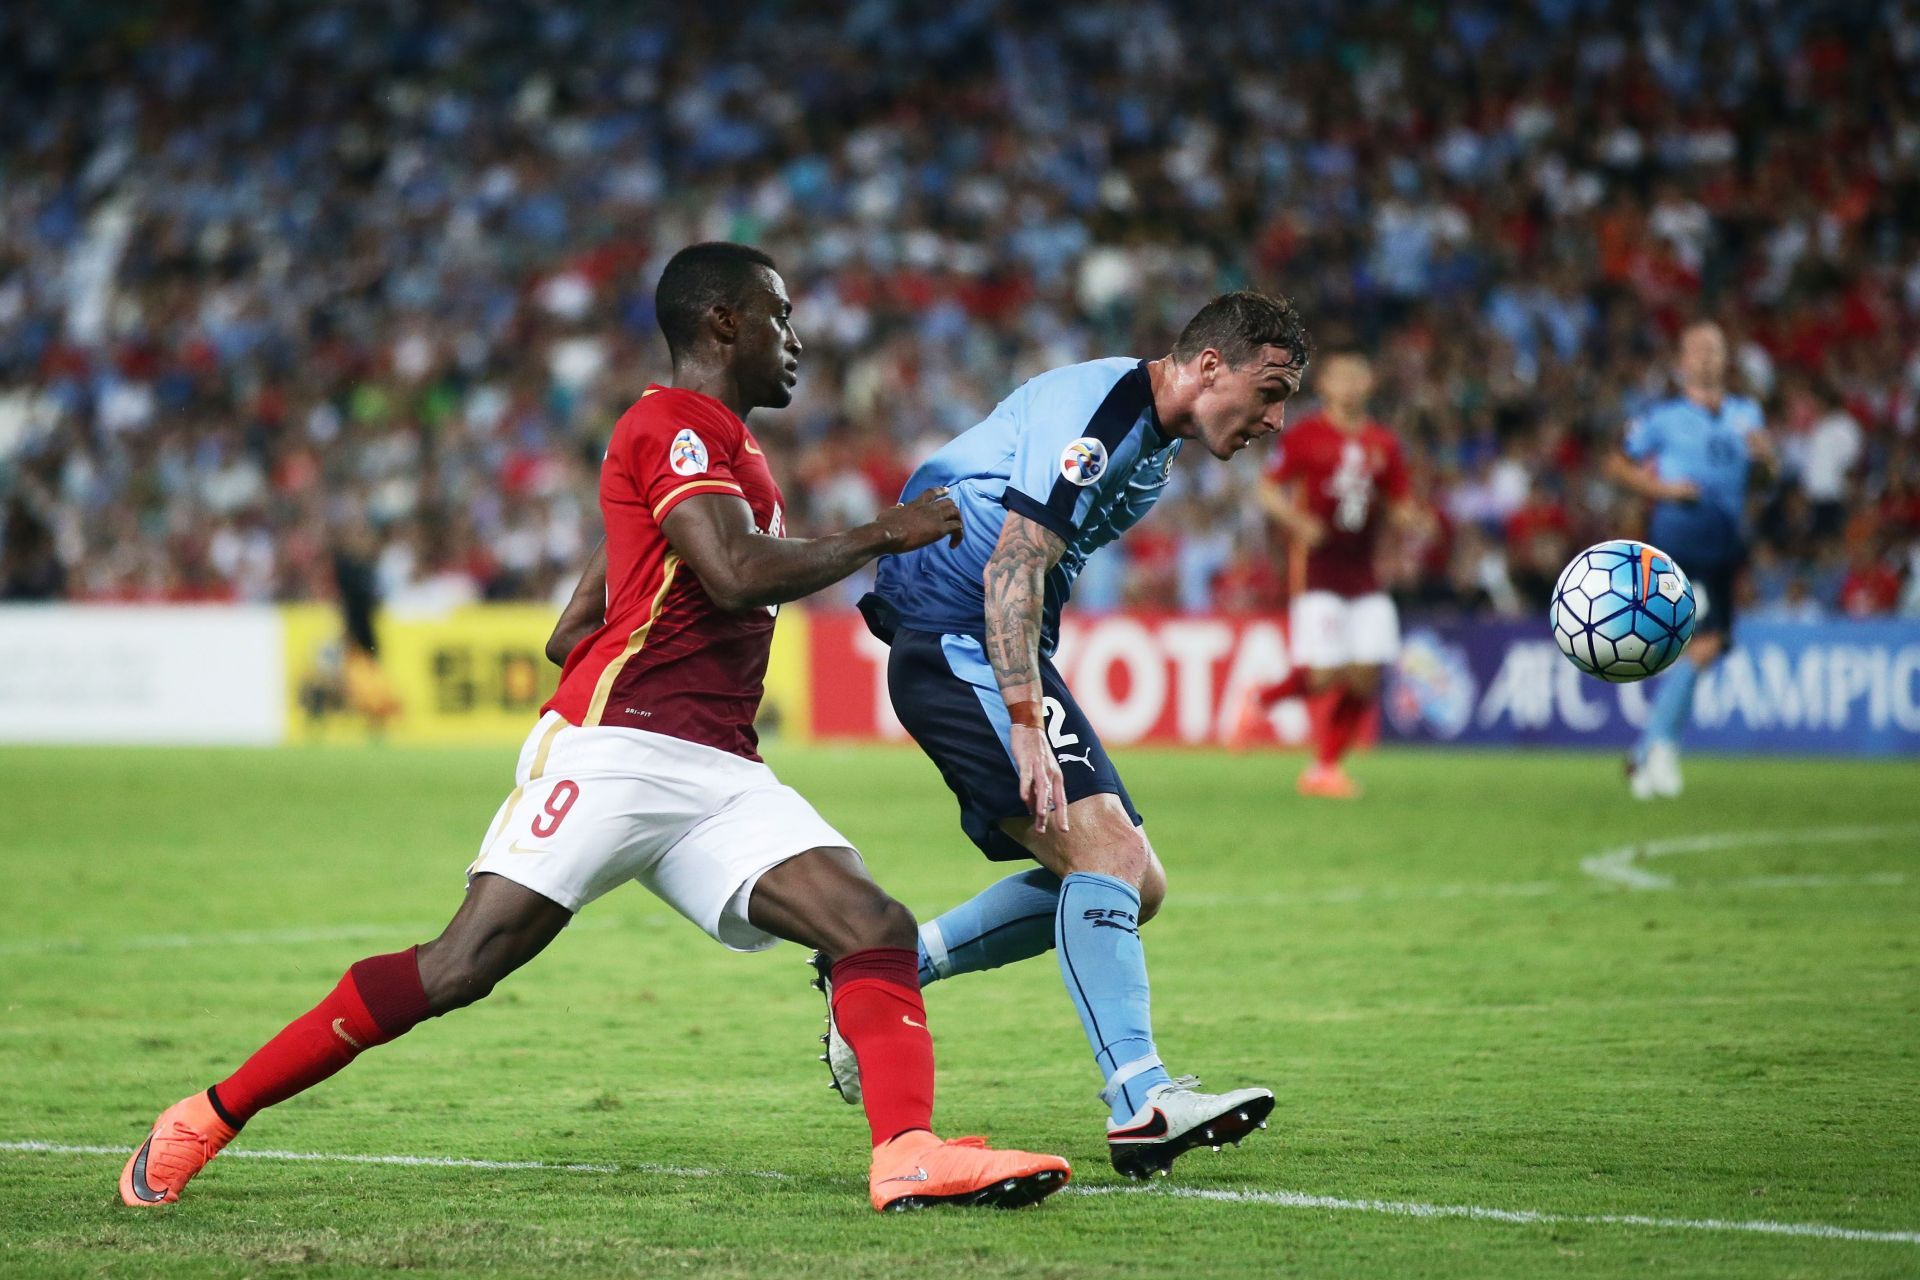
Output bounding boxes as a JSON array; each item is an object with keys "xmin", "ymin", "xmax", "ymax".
[
  {"xmin": 1060, "ymin": 437, "xmax": 1108, "ymax": 486},
  {"xmin": 1082, "ymin": 907, "xmax": 1139, "ymax": 936}
]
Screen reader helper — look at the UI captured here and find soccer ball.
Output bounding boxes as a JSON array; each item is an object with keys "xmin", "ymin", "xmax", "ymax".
[{"xmin": 1550, "ymin": 540, "xmax": 1695, "ymax": 683}]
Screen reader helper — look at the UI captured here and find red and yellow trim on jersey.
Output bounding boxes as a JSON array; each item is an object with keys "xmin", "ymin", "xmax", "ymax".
[
  {"xmin": 583, "ymin": 552, "xmax": 683, "ymax": 726},
  {"xmin": 651, "ymin": 478, "xmax": 745, "ymax": 523}
]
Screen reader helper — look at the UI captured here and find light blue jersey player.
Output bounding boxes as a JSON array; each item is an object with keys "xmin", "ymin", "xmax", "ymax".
[
  {"xmin": 869, "ymin": 356, "xmax": 1182, "ymax": 657},
  {"xmin": 822, "ymin": 293, "xmax": 1312, "ymax": 1179},
  {"xmin": 1607, "ymin": 321, "xmax": 1775, "ymax": 798}
]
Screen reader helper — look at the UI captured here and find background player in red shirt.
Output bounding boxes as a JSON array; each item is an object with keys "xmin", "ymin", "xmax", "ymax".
[
  {"xmin": 119, "ymin": 243, "xmax": 1070, "ymax": 1214},
  {"xmin": 1239, "ymin": 351, "xmax": 1427, "ymax": 797}
]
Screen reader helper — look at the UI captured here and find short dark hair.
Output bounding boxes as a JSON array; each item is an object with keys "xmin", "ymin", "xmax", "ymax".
[
  {"xmin": 1172, "ymin": 291, "xmax": 1312, "ymax": 372},
  {"xmin": 655, "ymin": 242, "xmax": 778, "ymax": 358}
]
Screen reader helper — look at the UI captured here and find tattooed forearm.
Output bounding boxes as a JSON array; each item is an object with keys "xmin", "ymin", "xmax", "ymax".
[{"xmin": 983, "ymin": 513, "xmax": 1066, "ymax": 702}]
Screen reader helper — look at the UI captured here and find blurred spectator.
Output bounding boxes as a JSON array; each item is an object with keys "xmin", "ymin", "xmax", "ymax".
[
  {"xmin": 1838, "ymin": 545, "xmax": 1905, "ymax": 618},
  {"xmin": 0, "ymin": 0, "xmax": 1914, "ymax": 625},
  {"xmin": 1793, "ymin": 385, "xmax": 1865, "ymax": 541},
  {"xmin": 0, "ymin": 497, "xmax": 64, "ymax": 600}
]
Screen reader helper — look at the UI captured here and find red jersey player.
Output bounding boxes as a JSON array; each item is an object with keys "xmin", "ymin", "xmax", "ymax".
[
  {"xmin": 120, "ymin": 243, "xmax": 1070, "ymax": 1213},
  {"xmin": 1240, "ymin": 351, "xmax": 1425, "ymax": 797}
]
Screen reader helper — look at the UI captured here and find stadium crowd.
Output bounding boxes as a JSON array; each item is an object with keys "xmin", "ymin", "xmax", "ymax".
[{"xmin": 3, "ymin": 0, "xmax": 1919, "ymax": 622}]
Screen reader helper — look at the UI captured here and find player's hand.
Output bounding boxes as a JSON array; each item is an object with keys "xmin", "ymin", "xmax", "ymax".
[
  {"xmin": 1664, "ymin": 480, "xmax": 1701, "ymax": 503},
  {"xmin": 1010, "ymin": 724, "xmax": 1069, "ymax": 835},
  {"xmin": 1292, "ymin": 514, "xmax": 1328, "ymax": 549},
  {"xmin": 876, "ymin": 488, "xmax": 964, "ymax": 552}
]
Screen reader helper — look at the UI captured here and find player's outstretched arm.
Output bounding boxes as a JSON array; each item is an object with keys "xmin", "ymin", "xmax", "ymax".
[
  {"xmin": 546, "ymin": 539, "xmax": 608, "ymax": 666},
  {"xmin": 1257, "ymin": 477, "xmax": 1325, "ymax": 547},
  {"xmin": 662, "ymin": 488, "xmax": 962, "ymax": 611},
  {"xmin": 982, "ymin": 512, "xmax": 1070, "ymax": 833}
]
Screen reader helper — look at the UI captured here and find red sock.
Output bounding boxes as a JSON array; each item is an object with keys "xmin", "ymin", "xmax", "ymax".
[
  {"xmin": 1319, "ymin": 690, "xmax": 1370, "ymax": 767},
  {"xmin": 210, "ymin": 947, "xmax": 434, "ymax": 1126},
  {"xmin": 1257, "ymin": 669, "xmax": 1310, "ymax": 709},
  {"xmin": 831, "ymin": 948, "xmax": 935, "ymax": 1147}
]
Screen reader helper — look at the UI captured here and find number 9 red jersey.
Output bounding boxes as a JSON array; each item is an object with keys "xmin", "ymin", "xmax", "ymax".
[{"xmin": 544, "ymin": 385, "xmax": 787, "ymax": 759}]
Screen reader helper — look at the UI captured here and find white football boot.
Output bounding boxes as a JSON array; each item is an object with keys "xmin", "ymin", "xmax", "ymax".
[
  {"xmin": 1106, "ymin": 1074, "xmax": 1275, "ymax": 1179},
  {"xmin": 1648, "ymin": 740, "xmax": 1683, "ymax": 797},
  {"xmin": 1630, "ymin": 740, "xmax": 1683, "ymax": 800},
  {"xmin": 1635, "ymin": 740, "xmax": 1681, "ymax": 802},
  {"xmin": 808, "ymin": 951, "xmax": 861, "ymax": 1104}
]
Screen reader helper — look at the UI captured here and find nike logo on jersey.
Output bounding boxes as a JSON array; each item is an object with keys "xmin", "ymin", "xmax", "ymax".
[
  {"xmin": 901, "ymin": 1015, "xmax": 927, "ymax": 1029},
  {"xmin": 331, "ymin": 1018, "xmax": 364, "ymax": 1050}
]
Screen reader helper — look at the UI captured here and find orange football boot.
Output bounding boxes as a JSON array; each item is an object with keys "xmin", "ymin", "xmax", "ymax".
[
  {"xmin": 868, "ymin": 1130, "xmax": 1069, "ymax": 1211},
  {"xmin": 1225, "ymin": 689, "xmax": 1271, "ymax": 752},
  {"xmin": 120, "ymin": 1092, "xmax": 236, "ymax": 1206},
  {"xmin": 1296, "ymin": 763, "xmax": 1362, "ymax": 799}
]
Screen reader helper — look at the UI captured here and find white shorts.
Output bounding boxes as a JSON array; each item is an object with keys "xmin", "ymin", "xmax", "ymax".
[
  {"xmin": 1289, "ymin": 591, "xmax": 1401, "ymax": 669},
  {"xmin": 467, "ymin": 712, "xmax": 856, "ymax": 952}
]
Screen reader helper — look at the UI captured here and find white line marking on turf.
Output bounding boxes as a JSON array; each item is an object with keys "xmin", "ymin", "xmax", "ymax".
[
  {"xmin": 1068, "ymin": 1185, "xmax": 1920, "ymax": 1246},
  {"xmin": 0, "ymin": 1140, "xmax": 788, "ymax": 1180},
  {"xmin": 1580, "ymin": 824, "xmax": 1920, "ymax": 891},
  {"xmin": 14, "ymin": 1139, "xmax": 1908, "ymax": 1246}
]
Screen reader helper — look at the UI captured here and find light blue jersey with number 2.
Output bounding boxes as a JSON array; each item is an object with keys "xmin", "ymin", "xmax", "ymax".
[{"xmin": 873, "ymin": 357, "xmax": 1180, "ymax": 655}]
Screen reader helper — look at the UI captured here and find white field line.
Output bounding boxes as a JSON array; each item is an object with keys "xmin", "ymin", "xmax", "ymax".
[
  {"xmin": 7, "ymin": 1140, "xmax": 1909, "ymax": 1246},
  {"xmin": 0, "ymin": 1140, "xmax": 787, "ymax": 1180},
  {"xmin": 1580, "ymin": 824, "xmax": 1920, "ymax": 891},
  {"xmin": 1068, "ymin": 1184, "xmax": 1920, "ymax": 1247}
]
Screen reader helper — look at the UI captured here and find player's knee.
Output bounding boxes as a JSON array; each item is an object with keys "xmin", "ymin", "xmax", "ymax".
[
  {"xmin": 1138, "ymin": 853, "xmax": 1167, "ymax": 923},
  {"xmin": 833, "ymin": 887, "xmax": 918, "ymax": 955},
  {"xmin": 1347, "ymin": 665, "xmax": 1381, "ymax": 697},
  {"xmin": 417, "ymin": 945, "xmax": 504, "ymax": 1012},
  {"xmin": 1058, "ymin": 822, "xmax": 1150, "ymax": 888}
]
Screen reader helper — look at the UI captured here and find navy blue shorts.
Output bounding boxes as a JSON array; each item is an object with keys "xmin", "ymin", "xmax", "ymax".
[
  {"xmin": 870, "ymin": 615, "xmax": 1142, "ymax": 863},
  {"xmin": 1674, "ymin": 553, "xmax": 1744, "ymax": 645}
]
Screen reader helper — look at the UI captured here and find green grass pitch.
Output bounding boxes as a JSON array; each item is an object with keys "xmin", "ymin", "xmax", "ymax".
[{"xmin": 1, "ymin": 742, "xmax": 1916, "ymax": 1278}]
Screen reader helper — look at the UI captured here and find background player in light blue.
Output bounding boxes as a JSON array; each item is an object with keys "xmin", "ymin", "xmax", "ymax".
[
  {"xmin": 1606, "ymin": 321, "xmax": 1776, "ymax": 799},
  {"xmin": 829, "ymin": 293, "xmax": 1311, "ymax": 1179}
]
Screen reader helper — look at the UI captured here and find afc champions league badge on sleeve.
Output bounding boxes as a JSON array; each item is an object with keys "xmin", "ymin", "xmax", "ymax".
[
  {"xmin": 1059, "ymin": 436, "xmax": 1108, "ymax": 487},
  {"xmin": 668, "ymin": 428, "xmax": 709, "ymax": 476}
]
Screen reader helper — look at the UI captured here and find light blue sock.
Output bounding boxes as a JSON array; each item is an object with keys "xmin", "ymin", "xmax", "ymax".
[
  {"xmin": 1056, "ymin": 872, "xmax": 1173, "ymax": 1125},
  {"xmin": 1639, "ymin": 659, "xmax": 1700, "ymax": 759},
  {"xmin": 917, "ymin": 868, "xmax": 1062, "ymax": 986}
]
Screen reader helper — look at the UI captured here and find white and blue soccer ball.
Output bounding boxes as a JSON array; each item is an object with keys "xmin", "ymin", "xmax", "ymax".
[{"xmin": 1550, "ymin": 539, "xmax": 1696, "ymax": 683}]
